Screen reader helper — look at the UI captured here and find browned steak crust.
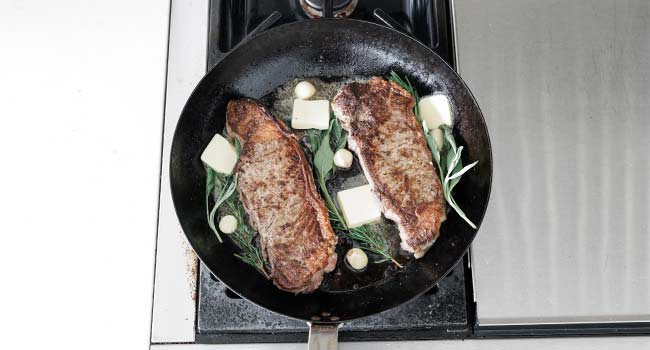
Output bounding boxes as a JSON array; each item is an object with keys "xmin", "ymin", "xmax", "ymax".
[
  {"xmin": 331, "ymin": 77, "xmax": 446, "ymax": 258},
  {"xmin": 226, "ymin": 99, "xmax": 337, "ymax": 293}
]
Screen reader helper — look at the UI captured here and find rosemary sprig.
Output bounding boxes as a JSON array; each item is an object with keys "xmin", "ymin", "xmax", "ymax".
[
  {"xmin": 390, "ymin": 71, "xmax": 478, "ymax": 229},
  {"xmin": 389, "ymin": 71, "xmax": 421, "ymax": 122},
  {"xmin": 221, "ymin": 191, "xmax": 269, "ymax": 279},
  {"xmin": 309, "ymin": 119, "xmax": 401, "ymax": 267},
  {"xmin": 205, "ymin": 167, "xmax": 236, "ymax": 243},
  {"xmin": 205, "ymin": 137, "xmax": 269, "ymax": 278},
  {"xmin": 348, "ymin": 226, "xmax": 397, "ymax": 264}
]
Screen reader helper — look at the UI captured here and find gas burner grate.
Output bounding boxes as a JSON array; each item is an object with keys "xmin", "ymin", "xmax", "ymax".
[
  {"xmin": 197, "ymin": 262, "xmax": 468, "ymax": 343},
  {"xmin": 208, "ymin": 0, "xmax": 453, "ymax": 68}
]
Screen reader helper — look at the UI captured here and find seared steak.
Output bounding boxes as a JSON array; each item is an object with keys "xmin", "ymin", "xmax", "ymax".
[
  {"xmin": 331, "ymin": 77, "xmax": 446, "ymax": 258},
  {"xmin": 226, "ymin": 99, "xmax": 337, "ymax": 293}
]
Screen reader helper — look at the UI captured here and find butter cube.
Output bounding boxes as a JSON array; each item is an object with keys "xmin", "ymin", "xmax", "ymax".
[
  {"xmin": 337, "ymin": 184, "xmax": 382, "ymax": 228},
  {"xmin": 418, "ymin": 94, "xmax": 453, "ymax": 129},
  {"xmin": 200, "ymin": 134, "xmax": 237, "ymax": 175},
  {"xmin": 291, "ymin": 99, "xmax": 330, "ymax": 130}
]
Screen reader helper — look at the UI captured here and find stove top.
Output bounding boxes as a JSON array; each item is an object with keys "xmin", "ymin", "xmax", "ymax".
[
  {"xmin": 197, "ymin": 0, "xmax": 468, "ymax": 344},
  {"xmin": 198, "ymin": 262, "xmax": 468, "ymax": 343},
  {"xmin": 207, "ymin": 0, "xmax": 453, "ymax": 69}
]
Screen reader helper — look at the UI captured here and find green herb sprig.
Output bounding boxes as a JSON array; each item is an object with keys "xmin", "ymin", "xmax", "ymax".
[
  {"xmin": 308, "ymin": 119, "xmax": 346, "ymax": 213},
  {"xmin": 389, "ymin": 71, "xmax": 478, "ymax": 229},
  {"xmin": 206, "ymin": 168, "xmax": 236, "ymax": 243},
  {"xmin": 309, "ymin": 119, "xmax": 402, "ymax": 267},
  {"xmin": 221, "ymin": 190, "xmax": 269, "ymax": 279},
  {"xmin": 205, "ymin": 138, "xmax": 269, "ymax": 278},
  {"xmin": 424, "ymin": 124, "xmax": 478, "ymax": 229},
  {"xmin": 389, "ymin": 71, "xmax": 421, "ymax": 122}
]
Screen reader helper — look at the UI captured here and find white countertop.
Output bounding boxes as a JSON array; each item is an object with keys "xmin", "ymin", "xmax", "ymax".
[{"xmin": 0, "ymin": 1, "xmax": 169, "ymax": 349}]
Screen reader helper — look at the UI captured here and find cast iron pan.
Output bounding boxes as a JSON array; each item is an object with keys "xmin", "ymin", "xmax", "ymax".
[{"xmin": 170, "ymin": 18, "xmax": 492, "ymax": 345}]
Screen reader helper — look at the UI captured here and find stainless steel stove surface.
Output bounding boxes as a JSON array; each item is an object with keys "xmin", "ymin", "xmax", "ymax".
[{"xmin": 197, "ymin": 0, "xmax": 468, "ymax": 344}]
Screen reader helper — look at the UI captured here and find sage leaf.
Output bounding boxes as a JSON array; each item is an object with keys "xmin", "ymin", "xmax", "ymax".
[
  {"xmin": 448, "ymin": 160, "xmax": 478, "ymax": 180},
  {"xmin": 391, "ymin": 70, "xmax": 479, "ymax": 230},
  {"xmin": 314, "ymin": 132, "xmax": 334, "ymax": 180}
]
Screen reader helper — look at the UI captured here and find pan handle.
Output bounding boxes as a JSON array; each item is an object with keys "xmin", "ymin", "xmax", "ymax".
[
  {"xmin": 245, "ymin": 11, "xmax": 282, "ymax": 39},
  {"xmin": 307, "ymin": 323, "xmax": 340, "ymax": 350},
  {"xmin": 372, "ymin": 9, "xmax": 411, "ymax": 36}
]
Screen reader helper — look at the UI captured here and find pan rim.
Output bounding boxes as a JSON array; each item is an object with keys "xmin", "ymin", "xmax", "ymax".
[{"xmin": 170, "ymin": 18, "xmax": 493, "ymax": 323}]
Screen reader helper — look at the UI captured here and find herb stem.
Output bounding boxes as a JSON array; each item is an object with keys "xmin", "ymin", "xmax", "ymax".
[
  {"xmin": 318, "ymin": 177, "xmax": 342, "ymax": 224},
  {"xmin": 222, "ymin": 193, "xmax": 269, "ymax": 278},
  {"xmin": 205, "ymin": 135, "xmax": 269, "ymax": 279},
  {"xmin": 310, "ymin": 119, "xmax": 400, "ymax": 267}
]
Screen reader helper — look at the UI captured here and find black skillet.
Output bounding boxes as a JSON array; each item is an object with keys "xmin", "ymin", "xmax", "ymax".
[{"xmin": 170, "ymin": 16, "xmax": 492, "ymax": 349}]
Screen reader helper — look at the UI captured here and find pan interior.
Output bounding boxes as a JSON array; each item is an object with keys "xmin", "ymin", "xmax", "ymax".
[
  {"xmin": 170, "ymin": 19, "xmax": 492, "ymax": 323},
  {"xmin": 263, "ymin": 76, "xmax": 451, "ymax": 292}
]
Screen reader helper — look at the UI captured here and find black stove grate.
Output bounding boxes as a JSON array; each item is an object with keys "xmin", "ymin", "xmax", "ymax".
[
  {"xmin": 197, "ymin": 0, "xmax": 466, "ymax": 343},
  {"xmin": 207, "ymin": 0, "xmax": 454, "ymax": 68},
  {"xmin": 197, "ymin": 263, "xmax": 468, "ymax": 343}
]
